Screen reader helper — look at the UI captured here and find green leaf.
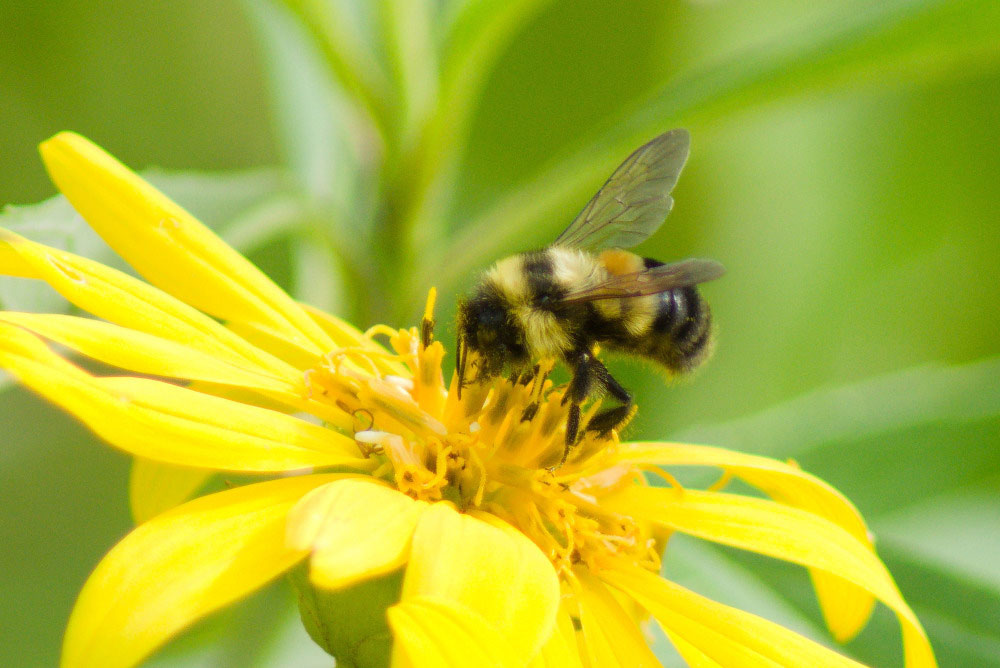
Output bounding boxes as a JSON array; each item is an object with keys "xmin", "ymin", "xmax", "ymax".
[
  {"xmin": 423, "ymin": 0, "xmax": 1000, "ymax": 297},
  {"xmin": 668, "ymin": 359, "xmax": 1000, "ymax": 666},
  {"xmin": 401, "ymin": 0, "xmax": 556, "ymax": 246},
  {"xmin": 0, "ymin": 168, "xmax": 304, "ymax": 313},
  {"xmin": 875, "ymin": 483, "xmax": 1000, "ymax": 590},
  {"xmin": 291, "ymin": 232, "xmax": 347, "ymax": 316},
  {"xmin": 0, "ymin": 194, "xmax": 117, "ymax": 312},
  {"xmin": 673, "ymin": 356, "xmax": 1000, "ymax": 458},
  {"xmin": 844, "ymin": 533, "xmax": 1000, "ymax": 668},
  {"xmin": 663, "ymin": 535, "xmax": 831, "ymax": 645},
  {"xmin": 241, "ymin": 0, "xmax": 362, "ymax": 209},
  {"xmin": 877, "ymin": 540, "xmax": 1000, "ymax": 668},
  {"xmin": 140, "ymin": 580, "xmax": 330, "ymax": 668},
  {"xmin": 270, "ymin": 0, "xmax": 393, "ymax": 144},
  {"xmin": 377, "ymin": 0, "xmax": 438, "ymax": 148}
]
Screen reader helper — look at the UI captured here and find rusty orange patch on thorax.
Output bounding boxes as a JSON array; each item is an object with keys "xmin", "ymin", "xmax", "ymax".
[{"xmin": 598, "ymin": 249, "xmax": 644, "ymax": 276}]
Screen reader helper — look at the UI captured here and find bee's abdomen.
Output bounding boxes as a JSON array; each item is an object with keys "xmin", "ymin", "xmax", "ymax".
[{"xmin": 646, "ymin": 286, "xmax": 713, "ymax": 373}]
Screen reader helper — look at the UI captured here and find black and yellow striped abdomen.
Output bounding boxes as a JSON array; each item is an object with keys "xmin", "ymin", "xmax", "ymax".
[
  {"xmin": 642, "ymin": 284, "xmax": 713, "ymax": 372},
  {"xmin": 585, "ymin": 256, "xmax": 714, "ymax": 374}
]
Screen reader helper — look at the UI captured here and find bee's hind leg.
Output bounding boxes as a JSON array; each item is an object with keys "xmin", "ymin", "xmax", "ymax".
[{"xmin": 583, "ymin": 358, "xmax": 635, "ymax": 438}]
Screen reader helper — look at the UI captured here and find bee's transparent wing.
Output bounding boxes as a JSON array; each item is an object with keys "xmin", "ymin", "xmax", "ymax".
[
  {"xmin": 552, "ymin": 129, "xmax": 690, "ymax": 251},
  {"xmin": 558, "ymin": 258, "xmax": 724, "ymax": 304}
]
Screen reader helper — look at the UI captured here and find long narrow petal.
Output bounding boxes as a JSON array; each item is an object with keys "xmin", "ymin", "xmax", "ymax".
[
  {"xmin": 402, "ymin": 504, "xmax": 560, "ymax": 661},
  {"xmin": 574, "ymin": 570, "xmax": 661, "ymax": 668},
  {"xmin": 388, "ymin": 597, "xmax": 520, "ymax": 668},
  {"xmin": 0, "ymin": 324, "xmax": 366, "ymax": 472},
  {"xmin": 0, "ymin": 228, "xmax": 296, "ymax": 378},
  {"xmin": 39, "ymin": 133, "xmax": 334, "ymax": 354},
  {"xmin": 0, "ymin": 312, "xmax": 296, "ymax": 394},
  {"xmin": 604, "ymin": 486, "xmax": 936, "ymax": 668},
  {"xmin": 129, "ymin": 458, "xmax": 214, "ymax": 524},
  {"xmin": 529, "ymin": 609, "xmax": 584, "ymax": 668},
  {"xmin": 62, "ymin": 474, "xmax": 337, "ymax": 668},
  {"xmin": 602, "ymin": 565, "xmax": 867, "ymax": 668},
  {"xmin": 287, "ymin": 478, "xmax": 429, "ymax": 589},
  {"xmin": 613, "ymin": 442, "xmax": 875, "ymax": 641},
  {"xmin": 665, "ymin": 633, "xmax": 724, "ymax": 668}
]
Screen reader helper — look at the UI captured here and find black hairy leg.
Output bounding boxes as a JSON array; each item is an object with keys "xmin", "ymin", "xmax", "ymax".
[
  {"xmin": 581, "ymin": 356, "xmax": 633, "ymax": 437},
  {"xmin": 560, "ymin": 349, "xmax": 634, "ymax": 461}
]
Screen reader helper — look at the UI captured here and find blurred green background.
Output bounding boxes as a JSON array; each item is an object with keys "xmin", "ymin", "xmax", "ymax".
[{"xmin": 1, "ymin": 0, "xmax": 998, "ymax": 666}]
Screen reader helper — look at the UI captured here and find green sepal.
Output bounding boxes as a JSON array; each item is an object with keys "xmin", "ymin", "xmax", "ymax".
[{"xmin": 289, "ymin": 564, "xmax": 404, "ymax": 668}]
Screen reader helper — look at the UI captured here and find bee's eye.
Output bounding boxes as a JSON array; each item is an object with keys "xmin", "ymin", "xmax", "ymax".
[{"xmin": 538, "ymin": 294, "xmax": 551, "ymax": 305}]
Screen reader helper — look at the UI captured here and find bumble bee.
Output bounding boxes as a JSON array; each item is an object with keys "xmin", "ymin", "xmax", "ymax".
[{"xmin": 456, "ymin": 129, "xmax": 724, "ymax": 447}]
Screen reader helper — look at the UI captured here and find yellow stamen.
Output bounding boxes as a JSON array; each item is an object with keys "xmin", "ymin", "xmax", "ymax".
[{"xmin": 298, "ymin": 290, "xmax": 663, "ymax": 580}]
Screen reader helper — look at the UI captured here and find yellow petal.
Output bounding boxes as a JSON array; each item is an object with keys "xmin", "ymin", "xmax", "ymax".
[
  {"xmin": 287, "ymin": 478, "xmax": 429, "ymax": 589},
  {"xmin": 614, "ymin": 441, "xmax": 876, "ymax": 641},
  {"xmin": 129, "ymin": 457, "xmax": 213, "ymax": 524},
  {"xmin": 0, "ymin": 312, "xmax": 296, "ymax": 394},
  {"xmin": 0, "ymin": 228, "xmax": 295, "ymax": 378},
  {"xmin": 529, "ymin": 609, "xmax": 584, "ymax": 668},
  {"xmin": 604, "ymin": 485, "xmax": 937, "ymax": 668},
  {"xmin": 227, "ymin": 319, "xmax": 327, "ymax": 370},
  {"xmin": 0, "ymin": 324, "xmax": 365, "ymax": 472},
  {"xmin": 388, "ymin": 596, "xmax": 521, "ymax": 668},
  {"xmin": 0, "ymin": 238, "xmax": 34, "ymax": 276},
  {"xmin": 664, "ymin": 633, "xmax": 723, "ymax": 668},
  {"xmin": 602, "ymin": 564, "xmax": 867, "ymax": 668},
  {"xmin": 574, "ymin": 569, "xmax": 660, "ymax": 668},
  {"xmin": 402, "ymin": 504, "xmax": 560, "ymax": 661},
  {"xmin": 62, "ymin": 474, "xmax": 336, "ymax": 668},
  {"xmin": 39, "ymin": 132, "xmax": 333, "ymax": 354}
]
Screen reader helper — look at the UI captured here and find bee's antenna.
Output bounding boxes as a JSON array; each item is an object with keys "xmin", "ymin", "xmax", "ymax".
[{"xmin": 456, "ymin": 331, "xmax": 466, "ymax": 399}]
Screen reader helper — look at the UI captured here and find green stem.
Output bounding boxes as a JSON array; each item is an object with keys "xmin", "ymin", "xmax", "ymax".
[{"xmin": 278, "ymin": 0, "xmax": 395, "ymax": 146}]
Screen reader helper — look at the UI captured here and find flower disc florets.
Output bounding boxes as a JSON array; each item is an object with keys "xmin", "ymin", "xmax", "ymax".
[{"xmin": 303, "ymin": 291, "xmax": 661, "ymax": 580}]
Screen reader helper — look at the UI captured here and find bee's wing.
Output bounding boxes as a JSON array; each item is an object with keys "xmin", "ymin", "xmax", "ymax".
[
  {"xmin": 558, "ymin": 258, "xmax": 724, "ymax": 304},
  {"xmin": 553, "ymin": 129, "xmax": 690, "ymax": 251}
]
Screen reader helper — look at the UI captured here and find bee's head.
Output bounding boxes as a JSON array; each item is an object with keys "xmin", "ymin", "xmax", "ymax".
[{"xmin": 456, "ymin": 286, "xmax": 528, "ymax": 394}]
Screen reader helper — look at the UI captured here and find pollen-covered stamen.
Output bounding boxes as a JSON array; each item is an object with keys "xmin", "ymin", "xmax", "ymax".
[
  {"xmin": 302, "ymin": 290, "xmax": 663, "ymax": 580},
  {"xmin": 359, "ymin": 377, "xmax": 447, "ymax": 436},
  {"xmin": 361, "ymin": 429, "xmax": 444, "ymax": 501}
]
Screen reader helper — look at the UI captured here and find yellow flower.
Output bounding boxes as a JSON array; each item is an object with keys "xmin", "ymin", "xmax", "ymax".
[{"xmin": 0, "ymin": 133, "xmax": 936, "ymax": 668}]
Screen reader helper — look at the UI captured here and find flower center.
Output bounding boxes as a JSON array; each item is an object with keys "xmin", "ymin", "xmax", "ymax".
[{"xmin": 303, "ymin": 291, "xmax": 662, "ymax": 578}]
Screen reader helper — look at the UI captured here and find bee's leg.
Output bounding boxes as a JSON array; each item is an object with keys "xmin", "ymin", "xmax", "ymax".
[
  {"xmin": 562, "ymin": 349, "xmax": 598, "ymax": 449},
  {"xmin": 583, "ymin": 359, "xmax": 635, "ymax": 437},
  {"xmin": 565, "ymin": 403, "xmax": 581, "ymax": 446}
]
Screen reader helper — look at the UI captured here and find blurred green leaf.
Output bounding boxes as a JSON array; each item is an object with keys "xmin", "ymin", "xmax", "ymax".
[
  {"xmin": 424, "ymin": 0, "xmax": 1000, "ymax": 297},
  {"xmin": 274, "ymin": 0, "xmax": 393, "ymax": 143},
  {"xmin": 142, "ymin": 580, "xmax": 330, "ymax": 668},
  {"xmin": 674, "ymin": 356, "xmax": 1000, "ymax": 457},
  {"xmin": 876, "ymin": 483, "xmax": 1000, "ymax": 589},
  {"xmin": 877, "ymin": 540, "xmax": 1000, "ymax": 668},
  {"xmin": 377, "ymin": 0, "xmax": 438, "ymax": 147},
  {"xmin": 243, "ymin": 0, "xmax": 363, "ymax": 210},
  {"xmin": 401, "ymin": 0, "xmax": 556, "ymax": 250},
  {"xmin": 0, "ymin": 195, "xmax": 117, "ymax": 312},
  {"xmin": 0, "ymin": 168, "xmax": 303, "ymax": 312},
  {"xmin": 663, "ymin": 535, "xmax": 830, "ymax": 645},
  {"xmin": 291, "ymin": 232, "xmax": 346, "ymax": 315},
  {"xmin": 672, "ymin": 360, "xmax": 1000, "ymax": 667}
]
